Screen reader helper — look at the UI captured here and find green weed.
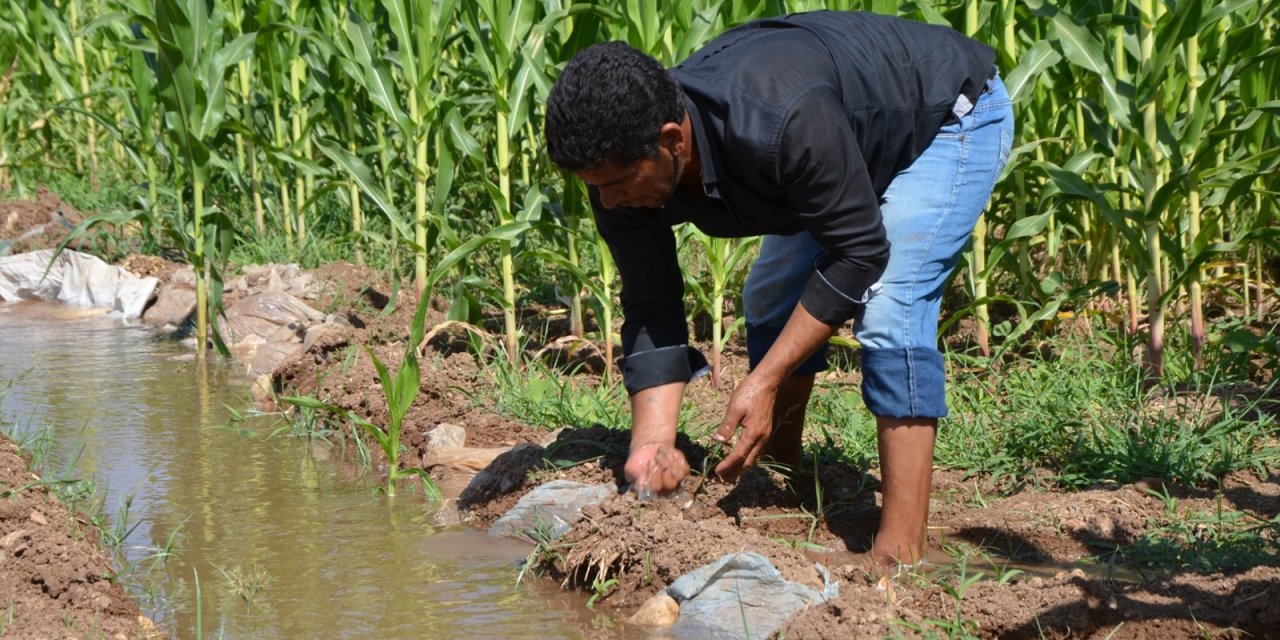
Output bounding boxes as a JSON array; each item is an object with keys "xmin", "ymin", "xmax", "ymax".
[
  {"xmin": 1108, "ymin": 486, "xmax": 1280, "ymax": 572},
  {"xmin": 936, "ymin": 337, "xmax": 1280, "ymax": 491},
  {"xmin": 215, "ymin": 562, "xmax": 272, "ymax": 610},
  {"xmin": 516, "ymin": 518, "xmax": 572, "ymax": 587},
  {"xmin": 586, "ymin": 576, "xmax": 619, "ymax": 608},
  {"xmin": 891, "ymin": 551, "xmax": 987, "ymax": 640},
  {"xmin": 484, "ymin": 357, "xmax": 629, "ymax": 431}
]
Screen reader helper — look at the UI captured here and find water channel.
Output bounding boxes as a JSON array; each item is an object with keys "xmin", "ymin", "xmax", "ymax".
[{"xmin": 0, "ymin": 301, "xmax": 627, "ymax": 639}]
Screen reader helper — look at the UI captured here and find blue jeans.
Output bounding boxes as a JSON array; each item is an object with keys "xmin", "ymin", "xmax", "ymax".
[{"xmin": 743, "ymin": 75, "xmax": 1014, "ymax": 418}]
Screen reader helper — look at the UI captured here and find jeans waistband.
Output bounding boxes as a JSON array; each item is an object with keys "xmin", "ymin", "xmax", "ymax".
[{"xmin": 952, "ymin": 67, "xmax": 999, "ymax": 120}]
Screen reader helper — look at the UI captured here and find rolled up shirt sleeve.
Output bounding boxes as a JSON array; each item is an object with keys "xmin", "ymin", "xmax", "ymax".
[
  {"xmin": 591, "ymin": 192, "xmax": 710, "ymax": 395},
  {"xmin": 779, "ymin": 87, "xmax": 891, "ymax": 326}
]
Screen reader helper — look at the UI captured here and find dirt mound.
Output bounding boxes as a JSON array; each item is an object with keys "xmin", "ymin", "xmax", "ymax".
[
  {"xmin": 0, "ymin": 436, "xmax": 151, "ymax": 639},
  {"xmin": 0, "ymin": 189, "xmax": 85, "ymax": 254}
]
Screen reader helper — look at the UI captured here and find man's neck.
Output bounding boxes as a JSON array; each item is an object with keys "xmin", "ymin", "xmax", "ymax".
[{"xmin": 677, "ymin": 111, "xmax": 704, "ymax": 193}]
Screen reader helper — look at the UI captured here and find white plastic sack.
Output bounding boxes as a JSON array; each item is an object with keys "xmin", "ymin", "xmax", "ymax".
[
  {"xmin": 0, "ymin": 249, "xmax": 158, "ymax": 319},
  {"xmin": 488, "ymin": 480, "xmax": 616, "ymax": 541},
  {"xmin": 664, "ymin": 552, "xmax": 839, "ymax": 640},
  {"xmin": 220, "ymin": 290, "xmax": 325, "ymax": 343}
]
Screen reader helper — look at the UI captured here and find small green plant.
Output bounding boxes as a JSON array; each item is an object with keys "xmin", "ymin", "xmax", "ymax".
[
  {"xmin": 193, "ymin": 567, "xmax": 204, "ymax": 640},
  {"xmin": 215, "ymin": 562, "xmax": 272, "ymax": 609},
  {"xmin": 516, "ymin": 518, "xmax": 571, "ymax": 587},
  {"xmin": 888, "ymin": 546, "xmax": 992, "ymax": 639},
  {"xmin": 483, "ymin": 357, "xmax": 629, "ymax": 431},
  {"xmin": 283, "ymin": 294, "xmax": 440, "ymax": 499},
  {"xmin": 91, "ymin": 491, "xmax": 144, "ymax": 560},
  {"xmin": 586, "ymin": 576, "xmax": 619, "ymax": 608},
  {"xmin": 0, "ymin": 476, "xmax": 83, "ymax": 500}
]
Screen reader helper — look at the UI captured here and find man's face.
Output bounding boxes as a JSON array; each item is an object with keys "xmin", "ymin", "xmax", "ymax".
[{"xmin": 576, "ymin": 150, "xmax": 682, "ymax": 210}]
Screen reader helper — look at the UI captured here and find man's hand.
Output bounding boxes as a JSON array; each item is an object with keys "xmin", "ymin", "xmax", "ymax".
[
  {"xmin": 715, "ymin": 302, "xmax": 836, "ymax": 482},
  {"xmin": 713, "ymin": 372, "xmax": 779, "ymax": 481},
  {"xmin": 625, "ymin": 442, "xmax": 690, "ymax": 498}
]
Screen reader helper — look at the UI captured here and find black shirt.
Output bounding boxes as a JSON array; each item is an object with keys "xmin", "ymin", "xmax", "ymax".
[{"xmin": 591, "ymin": 11, "xmax": 996, "ymax": 394}]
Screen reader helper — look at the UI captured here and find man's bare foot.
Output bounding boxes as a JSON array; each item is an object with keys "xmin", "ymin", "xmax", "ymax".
[{"xmin": 803, "ymin": 548, "xmax": 893, "ymax": 575}]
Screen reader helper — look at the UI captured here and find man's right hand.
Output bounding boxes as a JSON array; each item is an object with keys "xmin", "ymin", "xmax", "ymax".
[{"xmin": 625, "ymin": 442, "xmax": 690, "ymax": 498}]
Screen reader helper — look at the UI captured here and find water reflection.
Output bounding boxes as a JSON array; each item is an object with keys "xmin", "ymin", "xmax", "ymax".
[{"xmin": 0, "ymin": 301, "xmax": 624, "ymax": 639}]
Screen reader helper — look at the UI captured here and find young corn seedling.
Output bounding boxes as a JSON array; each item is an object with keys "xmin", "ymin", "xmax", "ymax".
[{"xmin": 285, "ymin": 293, "xmax": 440, "ymax": 499}]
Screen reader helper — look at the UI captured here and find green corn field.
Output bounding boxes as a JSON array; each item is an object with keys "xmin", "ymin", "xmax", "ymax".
[{"xmin": 0, "ymin": 0, "xmax": 1276, "ymax": 375}]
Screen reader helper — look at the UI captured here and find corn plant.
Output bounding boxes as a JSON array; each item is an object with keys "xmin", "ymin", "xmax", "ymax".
[
  {"xmin": 0, "ymin": 29, "xmax": 38, "ymax": 195},
  {"xmin": 2, "ymin": 0, "xmax": 1276, "ymax": 384},
  {"xmin": 681, "ymin": 229, "xmax": 759, "ymax": 386},
  {"xmin": 459, "ymin": 0, "xmax": 543, "ymax": 362},
  {"xmin": 284, "ymin": 293, "xmax": 440, "ymax": 499},
  {"xmin": 135, "ymin": 0, "xmax": 255, "ymax": 356}
]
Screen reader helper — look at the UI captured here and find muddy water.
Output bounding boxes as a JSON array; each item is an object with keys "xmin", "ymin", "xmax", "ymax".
[{"xmin": 0, "ymin": 301, "xmax": 620, "ymax": 639}]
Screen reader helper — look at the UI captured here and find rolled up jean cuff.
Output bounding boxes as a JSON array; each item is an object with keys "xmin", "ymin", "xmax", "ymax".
[
  {"xmin": 860, "ymin": 347, "xmax": 948, "ymax": 418},
  {"xmin": 746, "ymin": 323, "xmax": 829, "ymax": 376}
]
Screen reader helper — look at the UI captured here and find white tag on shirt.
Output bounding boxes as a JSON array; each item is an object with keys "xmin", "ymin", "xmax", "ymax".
[{"xmin": 952, "ymin": 93, "xmax": 974, "ymax": 120}]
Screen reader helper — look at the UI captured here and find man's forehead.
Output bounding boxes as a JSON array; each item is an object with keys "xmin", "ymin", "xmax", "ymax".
[{"xmin": 578, "ymin": 162, "xmax": 636, "ymax": 188}]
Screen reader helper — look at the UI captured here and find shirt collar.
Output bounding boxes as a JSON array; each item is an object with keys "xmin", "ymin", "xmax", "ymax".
[{"xmin": 682, "ymin": 90, "xmax": 722, "ymax": 200}]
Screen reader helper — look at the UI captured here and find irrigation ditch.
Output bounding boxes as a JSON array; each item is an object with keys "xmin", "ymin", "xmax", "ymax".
[{"xmin": 2, "ymin": 190, "xmax": 1279, "ymax": 638}]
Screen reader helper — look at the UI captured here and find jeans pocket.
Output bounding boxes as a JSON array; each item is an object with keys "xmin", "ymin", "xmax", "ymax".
[{"xmin": 933, "ymin": 117, "xmax": 966, "ymax": 140}]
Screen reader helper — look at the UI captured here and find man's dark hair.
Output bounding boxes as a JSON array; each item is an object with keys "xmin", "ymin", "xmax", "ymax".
[{"xmin": 545, "ymin": 41, "xmax": 685, "ymax": 172}]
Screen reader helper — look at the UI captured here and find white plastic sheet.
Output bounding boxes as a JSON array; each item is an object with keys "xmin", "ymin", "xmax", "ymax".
[
  {"xmin": 488, "ymin": 480, "xmax": 617, "ymax": 541},
  {"xmin": 665, "ymin": 552, "xmax": 839, "ymax": 639},
  {"xmin": 0, "ymin": 249, "xmax": 158, "ymax": 319}
]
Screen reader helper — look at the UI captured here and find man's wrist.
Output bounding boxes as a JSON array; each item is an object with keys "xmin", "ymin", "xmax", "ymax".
[{"xmin": 630, "ymin": 440, "xmax": 673, "ymax": 453}]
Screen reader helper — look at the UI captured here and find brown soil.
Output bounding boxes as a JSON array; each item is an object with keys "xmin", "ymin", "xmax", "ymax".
[
  {"xmin": 0, "ymin": 189, "xmax": 87, "ymax": 254},
  {"xmin": 0, "ymin": 436, "xmax": 153, "ymax": 639}
]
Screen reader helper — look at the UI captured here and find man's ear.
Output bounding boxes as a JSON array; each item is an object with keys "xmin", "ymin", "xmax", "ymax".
[{"xmin": 657, "ymin": 121, "xmax": 686, "ymax": 155}]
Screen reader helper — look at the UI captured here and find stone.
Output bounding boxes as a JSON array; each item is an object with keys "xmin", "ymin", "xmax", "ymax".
[
  {"xmin": 302, "ymin": 321, "xmax": 349, "ymax": 352},
  {"xmin": 540, "ymin": 427, "xmax": 566, "ymax": 447},
  {"xmin": 29, "ymin": 510, "xmax": 48, "ymax": 525},
  {"xmin": 628, "ymin": 593, "xmax": 679, "ymax": 627},
  {"xmin": 168, "ymin": 267, "xmax": 197, "ymax": 288},
  {"xmin": 139, "ymin": 615, "xmax": 160, "ymax": 637},
  {"xmin": 248, "ymin": 341, "xmax": 302, "ymax": 377},
  {"xmin": 141, "ymin": 286, "xmax": 197, "ymax": 327},
  {"xmin": 250, "ymin": 374, "xmax": 275, "ymax": 411},
  {"xmin": 428, "ymin": 446, "xmax": 510, "ymax": 472},
  {"xmin": 0, "ymin": 529, "xmax": 27, "ymax": 549}
]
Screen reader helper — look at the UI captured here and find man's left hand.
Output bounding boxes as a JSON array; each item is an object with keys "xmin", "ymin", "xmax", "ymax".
[{"xmin": 713, "ymin": 372, "xmax": 779, "ymax": 481}]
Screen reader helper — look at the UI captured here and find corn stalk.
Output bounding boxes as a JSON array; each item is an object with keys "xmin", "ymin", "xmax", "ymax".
[{"xmin": 139, "ymin": 0, "xmax": 254, "ymax": 357}]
